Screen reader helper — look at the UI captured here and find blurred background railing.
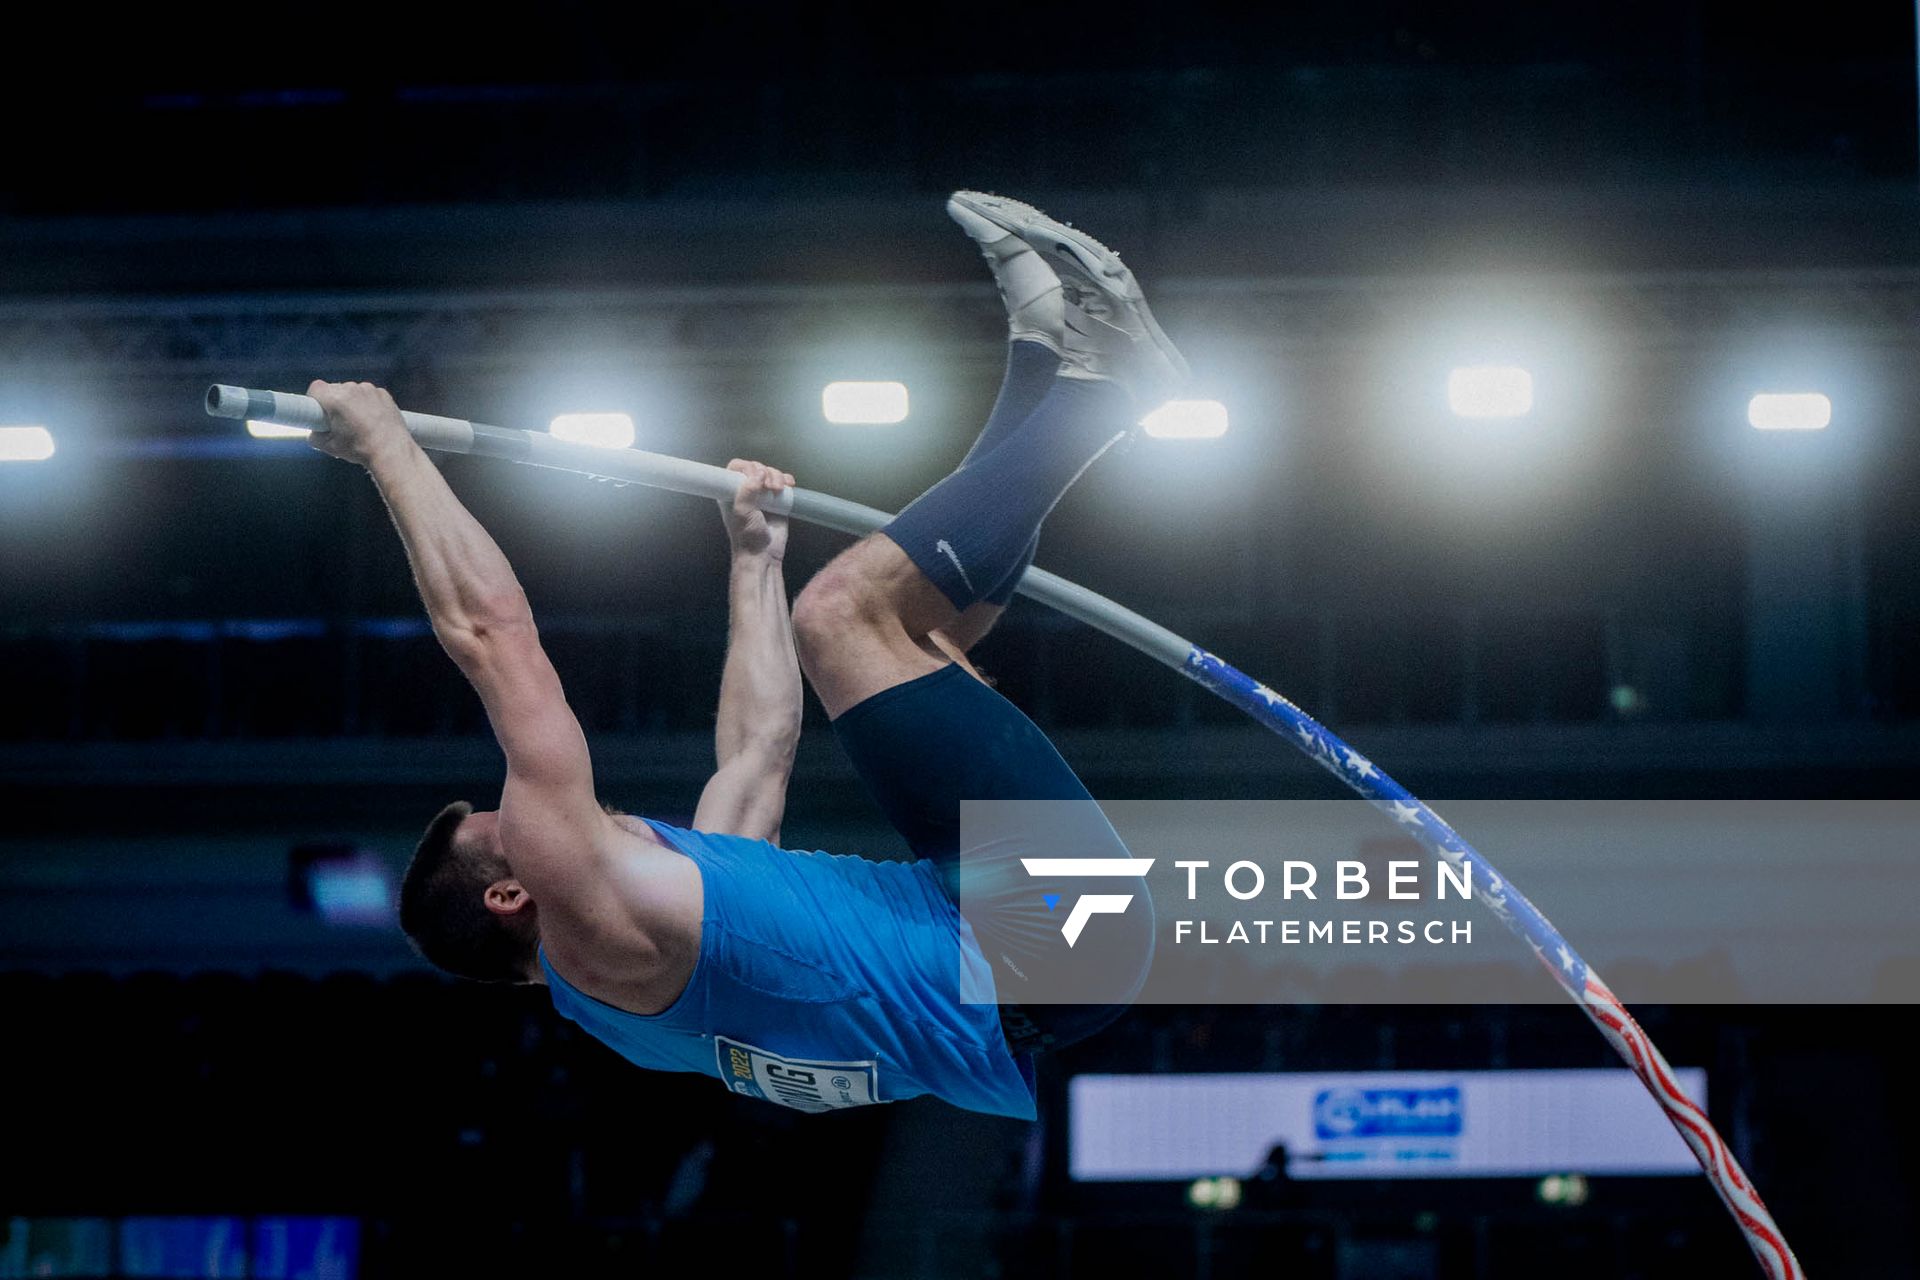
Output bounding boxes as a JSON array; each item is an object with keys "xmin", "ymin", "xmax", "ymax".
[{"xmin": 0, "ymin": 604, "xmax": 1750, "ymax": 743}]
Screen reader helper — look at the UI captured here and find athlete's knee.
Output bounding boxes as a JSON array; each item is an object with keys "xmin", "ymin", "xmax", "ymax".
[{"xmin": 793, "ymin": 559, "xmax": 883, "ymax": 659}]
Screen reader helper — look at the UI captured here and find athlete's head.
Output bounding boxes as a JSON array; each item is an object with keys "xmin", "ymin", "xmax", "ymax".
[{"xmin": 399, "ymin": 800, "xmax": 539, "ymax": 982}]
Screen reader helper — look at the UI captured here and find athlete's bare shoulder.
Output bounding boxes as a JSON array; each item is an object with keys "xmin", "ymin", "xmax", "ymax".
[{"xmin": 537, "ymin": 809, "xmax": 704, "ymax": 1016}]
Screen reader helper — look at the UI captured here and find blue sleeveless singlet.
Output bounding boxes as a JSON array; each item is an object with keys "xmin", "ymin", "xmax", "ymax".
[{"xmin": 540, "ymin": 818, "xmax": 1037, "ymax": 1120}]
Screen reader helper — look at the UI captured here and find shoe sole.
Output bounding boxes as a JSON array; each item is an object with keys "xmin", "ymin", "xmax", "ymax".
[{"xmin": 949, "ymin": 191, "xmax": 1190, "ymax": 385}]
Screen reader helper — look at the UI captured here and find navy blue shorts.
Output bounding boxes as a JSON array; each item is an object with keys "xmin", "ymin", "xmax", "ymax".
[{"xmin": 831, "ymin": 663, "xmax": 1154, "ymax": 1053}]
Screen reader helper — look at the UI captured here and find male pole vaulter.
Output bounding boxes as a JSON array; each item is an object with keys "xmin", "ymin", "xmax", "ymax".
[{"xmin": 308, "ymin": 193, "xmax": 1185, "ymax": 1117}]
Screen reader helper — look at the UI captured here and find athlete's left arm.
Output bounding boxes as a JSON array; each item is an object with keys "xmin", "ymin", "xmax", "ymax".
[{"xmin": 693, "ymin": 460, "xmax": 802, "ymax": 842}]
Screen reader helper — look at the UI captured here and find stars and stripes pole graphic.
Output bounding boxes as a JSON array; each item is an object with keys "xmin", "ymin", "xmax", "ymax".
[
  {"xmin": 210, "ymin": 385, "xmax": 1805, "ymax": 1278},
  {"xmin": 1184, "ymin": 651, "xmax": 1803, "ymax": 1280}
]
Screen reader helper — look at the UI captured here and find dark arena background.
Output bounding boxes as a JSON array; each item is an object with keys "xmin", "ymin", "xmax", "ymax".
[{"xmin": 3, "ymin": 4, "xmax": 1919, "ymax": 1277}]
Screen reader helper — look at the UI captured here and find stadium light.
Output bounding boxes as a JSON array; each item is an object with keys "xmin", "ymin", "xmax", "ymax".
[
  {"xmin": 1141, "ymin": 399, "xmax": 1229, "ymax": 440},
  {"xmin": 0, "ymin": 425, "xmax": 56, "ymax": 461},
  {"xmin": 822, "ymin": 381, "xmax": 909, "ymax": 425},
  {"xmin": 1447, "ymin": 366, "xmax": 1533, "ymax": 419},
  {"xmin": 1747, "ymin": 392, "xmax": 1831, "ymax": 431},
  {"xmin": 247, "ymin": 420, "xmax": 311, "ymax": 440},
  {"xmin": 549, "ymin": 412, "xmax": 636, "ymax": 450}
]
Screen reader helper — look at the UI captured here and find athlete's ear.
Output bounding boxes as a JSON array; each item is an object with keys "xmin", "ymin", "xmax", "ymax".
[{"xmin": 483, "ymin": 879, "xmax": 532, "ymax": 917}]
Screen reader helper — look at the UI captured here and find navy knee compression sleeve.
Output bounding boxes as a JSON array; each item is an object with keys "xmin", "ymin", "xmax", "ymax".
[{"xmin": 882, "ymin": 376, "xmax": 1129, "ymax": 610}]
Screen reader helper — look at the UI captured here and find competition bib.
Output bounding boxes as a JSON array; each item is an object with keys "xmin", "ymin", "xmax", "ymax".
[{"xmin": 715, "ymin": 1036, "xmax": 881, "ymax": 1113}]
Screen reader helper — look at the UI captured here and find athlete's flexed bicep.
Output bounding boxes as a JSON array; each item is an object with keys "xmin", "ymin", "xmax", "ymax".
[{"xmin": 438, "ymin": 592, "xmax": 623, "ymax": 908}]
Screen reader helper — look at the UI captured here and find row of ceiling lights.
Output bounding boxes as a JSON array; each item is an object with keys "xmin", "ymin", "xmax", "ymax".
[{"xmin": 0, "ymin": 373, "xmax": 1835, "ymax": 464}]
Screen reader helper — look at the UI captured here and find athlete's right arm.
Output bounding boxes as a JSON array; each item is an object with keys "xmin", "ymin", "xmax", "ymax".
[{"xmin": 308, "ymin": 382, "xmax": 606, "ymax": 877}]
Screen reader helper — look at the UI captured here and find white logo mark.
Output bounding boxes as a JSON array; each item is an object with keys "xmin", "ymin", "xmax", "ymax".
[
  {"xmin": 934, "ymin": 539, "xmax": 975, "ymax": 593},
  {"xmin": 1021, "ymin": 857, "xmax": 1157, "ymax": 947}
]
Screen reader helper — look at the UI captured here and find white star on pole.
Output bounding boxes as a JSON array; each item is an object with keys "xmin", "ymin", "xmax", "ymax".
[
  {"xmin": 1557, "ymin": 944, "xmax": 1576, "ymax": 973},
  {"xmin": 1254, "ymin": 684, "xmax": 1286, "ymax": 707},
  {"xmin": 1341, "ymin": 748, "xmax": 1378, "ymax": 779},
  {"xmin": 1295, "ymin": 724, "xmax": 1316, "ymax": 746},
  {"xmin": 1391, "ymin": 801, "xmax": 1422, "ymax": 826}
]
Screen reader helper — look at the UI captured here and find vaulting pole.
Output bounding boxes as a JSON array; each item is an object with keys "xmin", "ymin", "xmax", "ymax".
[{"xmin": 209, "ymin": 384, "xmax": 1804, "ymax": 1278}]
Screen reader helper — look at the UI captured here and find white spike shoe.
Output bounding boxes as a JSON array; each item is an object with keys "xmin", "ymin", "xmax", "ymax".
[
  {"xmin": 946, "ymin": 194, "xmax": 1066, "ymax": 355},
  {"xmin": 947, "ymin": 190, "xmax": 1189, "ymax": 401}
]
